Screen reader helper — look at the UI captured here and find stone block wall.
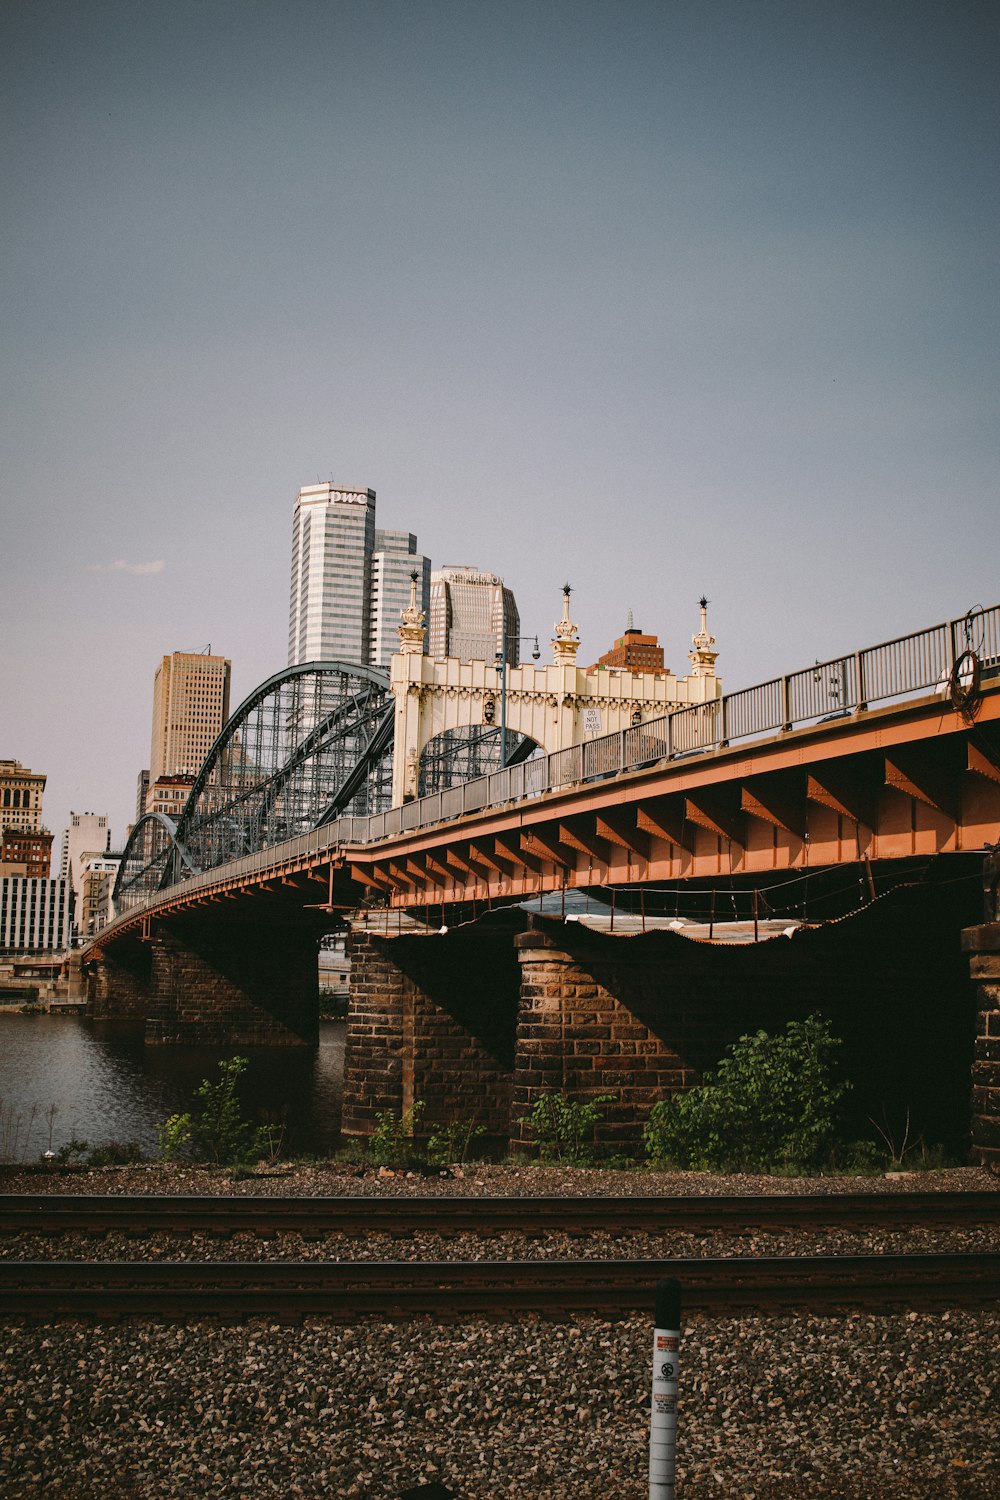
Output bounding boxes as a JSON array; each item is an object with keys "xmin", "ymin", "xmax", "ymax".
[
  {"xmin": 145, "ymin": 922, "xmax": 319, "ymax": 1047},
  {"xmin": 961, "ymin": 924, "xmax": 1000, "ymax": 1166},
  {"xmin": 342, "ymin": 917, "xmax": 521, "ymax": 1143},
  {"xmin": 513, "ymin": 880, "xmax": 979, "ymax": 1153},
  {"xmin": 341, "ymin": 930, "xmax": 407, "ymax": 1136},
  {"xmin": 87, "ymin": 947, "xmax": 151, "ymax": 1020}
]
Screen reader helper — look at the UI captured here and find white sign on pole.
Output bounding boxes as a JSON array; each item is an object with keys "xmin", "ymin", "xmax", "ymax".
[{"xmin": 583, "ymin": 707, "xmax": 603, "ymax": 736}]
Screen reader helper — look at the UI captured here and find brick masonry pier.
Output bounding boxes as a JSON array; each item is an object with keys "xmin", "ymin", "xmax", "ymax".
[
  {"xmin": 961, "ymin": 847, "xmax": 1000, "ymax": 1167},
  {"xmin": 87, "ymin": 917, "xmax": 320, "ymax": 1047},
  {"xmin": 345, "ymin": 878, "xmax": 980, "ymax": 1156}
]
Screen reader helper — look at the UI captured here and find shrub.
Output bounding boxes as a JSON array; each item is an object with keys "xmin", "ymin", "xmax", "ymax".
[
  {"xmin": 157, "ymin": 1056, "xmax": 282, "ymax": 1169},
  {"xmin": 643, "ymin": 1014, "xmax": 849, "ymax": 1174},
  {"xmin": 527, "ymin": 1092, "xmax": 615, "ymax": 1166},
  {"xmin": 426, "ymin": 1118, "xmax": 487, "ymax": 1167},
  {"xmin": 368, "ymin": 1101, "xmax": 425, "ymax": 1168}
]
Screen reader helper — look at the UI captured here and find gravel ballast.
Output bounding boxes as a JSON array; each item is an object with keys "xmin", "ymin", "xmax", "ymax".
[{"xmin": 1, "ymin": 1164, "xmax": 997, "ymax": 1498}]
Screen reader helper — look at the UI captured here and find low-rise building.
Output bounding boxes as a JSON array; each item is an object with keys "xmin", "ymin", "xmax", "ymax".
[
  {"xmin": 0, "ymin": 828, "xmax": 53, "ymax": 879},
  {"xmin": 0, "ymin": 876, "xmax": 72, "ymax": 953}
]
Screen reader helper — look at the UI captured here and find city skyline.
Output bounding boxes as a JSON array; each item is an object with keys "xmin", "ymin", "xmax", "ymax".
[{"xmin": 3, "ymin": 0, "xmax": 997, "ymax": 848}]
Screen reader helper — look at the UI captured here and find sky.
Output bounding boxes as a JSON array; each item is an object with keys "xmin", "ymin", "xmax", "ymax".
[{"xmin": 2, "ymin": 0, "xmax": 997, "ymax": 851}]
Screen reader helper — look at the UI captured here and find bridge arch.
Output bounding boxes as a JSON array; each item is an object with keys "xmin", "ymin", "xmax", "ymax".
[
  {"xmin": 174, "ymin": 661, "xmax": 395, "ymax": 878},
  {"xmin": 417, "ymin": 725, "xmax": 544, "ymax": 796},
  {"xmin": 113, "ymin": 812, "xmax": 199, "ymax": 914}
]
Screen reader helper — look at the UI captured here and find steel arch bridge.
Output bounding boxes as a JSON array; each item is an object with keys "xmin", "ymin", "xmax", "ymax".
[{"xmin": 114, "ymin": 662, "xmax": 396, "ymax": 913}]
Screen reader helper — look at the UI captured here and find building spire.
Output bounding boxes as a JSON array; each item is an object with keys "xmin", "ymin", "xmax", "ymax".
[
  {"xmin": 397, "ymin": 569, "xmax": 426, "ymax": 656},
  {"xmin": 552, "ymin": 582, "xmax": 580, "ymax": 665},
  {"xmin": 625, "ymin": 607, "xmax": 634, "ymax": 633},
  {"xmin": 689, "ymin": 595, "xmax": 719, "ymax": 677}
]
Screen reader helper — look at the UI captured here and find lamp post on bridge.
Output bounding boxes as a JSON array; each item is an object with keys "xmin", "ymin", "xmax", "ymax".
[{"xmin": 495, "ymin": 631, "xmax": 541, "ymax": 769}]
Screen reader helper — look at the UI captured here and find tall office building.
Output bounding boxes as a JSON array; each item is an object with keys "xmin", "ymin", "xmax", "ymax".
[
  {"xmin": 287, "ymin": 483, "xmax": 431, "ymax": 666},
  {"xmin": 288, "ymin": 484, "xmax": 375, "ymax": 665},
  {"xmin": 370, "ymin": 530, "xmax": 431, "ymax": 669},
  {"xmin": 148, "ymin": 651, "xmax": 231, "ymax": 802},
  {"xmin": 287, "ymin": 484, "xmax": 430, "ymax": 668},
  {"xmin": 428, "ymin": 566, "xmax": 521, "ymax": 665}
]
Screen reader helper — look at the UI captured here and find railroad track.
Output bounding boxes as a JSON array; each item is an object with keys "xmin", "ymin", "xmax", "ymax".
[
  {"xmin": 2, "ymin": 1191, "xmax": 998, "ymax": 1238},
  {"xmin": 2, "ymin": 1254, "xmax": 997, "ymax": 1319}
]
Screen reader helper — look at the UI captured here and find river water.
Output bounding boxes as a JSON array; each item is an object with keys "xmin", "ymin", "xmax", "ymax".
[{"xmin": 0, "ymin": 1014, "xmax": 346, "ymax": 1163}]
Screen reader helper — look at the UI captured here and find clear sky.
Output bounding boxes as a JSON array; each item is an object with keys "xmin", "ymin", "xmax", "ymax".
[{"xmin": 2, "ymin": 0, "xmax": 997, "ymax": 850}]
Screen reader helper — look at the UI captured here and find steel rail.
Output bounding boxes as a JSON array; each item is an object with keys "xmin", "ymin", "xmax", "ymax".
[
  {"xmin": 2, "ymin": 1254, "xmax": 997, "ymax": 1319},
  {"xmin": 2, "ymin": 1192, "xmax": 998, "ymax": 1238}
]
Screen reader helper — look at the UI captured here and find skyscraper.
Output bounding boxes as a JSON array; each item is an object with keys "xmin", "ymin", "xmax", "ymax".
[
  {"xmin": 370, "ymin": 530, "xmax": 432, "ymax": 669},
  {"xmin": 148, "ymin": 651, "xmax": 232, "ymax": 802},
  {"xmin": 428, "ymin": 565, "xmax": 521, "ymax": 665},
  {"xmin": 287, "ymin": 484, "xmax": 430, "ymax": 668}
]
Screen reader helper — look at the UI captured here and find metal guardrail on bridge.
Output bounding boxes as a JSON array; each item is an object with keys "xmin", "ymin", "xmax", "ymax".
[{"xmin": 108, "ymin": 604, "xmax": 998, "ymax": 921}]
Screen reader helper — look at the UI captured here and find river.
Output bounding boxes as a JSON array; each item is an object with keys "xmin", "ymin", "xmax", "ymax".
[{"xmin": 0, "ymin": 1013, "xmax": 346, "ymax": 1163}]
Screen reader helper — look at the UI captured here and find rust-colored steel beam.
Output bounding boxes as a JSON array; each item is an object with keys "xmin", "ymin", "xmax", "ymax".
[
  {"xmin": 635, "ymin": 799, "xmax": 696, "ymax": 853},
  {"xmin": 684, "ymin": 788, "xmax": 743, "ymax": 843},
  {"xmin": 558, "ymin": 818, "xmax": 611, "ymax": 863},
  {"xmin": 741, "ymin": 771, "xmax": 808, "ymax": 837},
  {"xmin": 968, "ymin": 742, "xmax": 1000, "ymax": 787},
  {"xmin": 884, "ymin": 745, "xmax": 960, "ymax": 821},
  {"xmin": 493, "ymin": 836, "xmax": 541, "ymax": 873},
  {"xmin": 522, "ymin": 829, "xmax": 573, "ymax": 869},
  {"xmin": 594, "ymin": 808, "xmax": 649, "ymax": 859}
]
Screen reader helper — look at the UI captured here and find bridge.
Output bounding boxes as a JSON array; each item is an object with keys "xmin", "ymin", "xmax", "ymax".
[{"xmin": 86, "ymin": 604, "xmax": 1000, "ymax": 1164}]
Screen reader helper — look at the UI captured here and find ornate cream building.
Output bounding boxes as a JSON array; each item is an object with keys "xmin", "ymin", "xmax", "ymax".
[{"xmin": 390, "ymin": 584, "xmax": 721, "ymax": 805}]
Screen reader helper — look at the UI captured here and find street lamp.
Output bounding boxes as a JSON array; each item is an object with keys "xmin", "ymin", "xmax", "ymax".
[{"xmin": 495, "ymin": 631, "xmax": 541, "ymax": 769}]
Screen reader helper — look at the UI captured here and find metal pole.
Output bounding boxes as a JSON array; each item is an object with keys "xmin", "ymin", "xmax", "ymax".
[
  {"xmin": 649, "ymin": 1277, "xmax": 681, "ymax": 1499},
  {"xmin": 499, "ymin": 637, "xmax": 508, "ymax": 770}
]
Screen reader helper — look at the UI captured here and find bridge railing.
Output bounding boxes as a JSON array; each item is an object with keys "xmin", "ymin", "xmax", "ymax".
[{"xmin": 359, "ymin": 603, "xmax": 998, "ymax": 846}]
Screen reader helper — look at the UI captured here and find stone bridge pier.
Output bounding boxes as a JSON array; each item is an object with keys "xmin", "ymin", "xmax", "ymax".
[
  {"xmin": 962, "ymin": 846, "xmax": 1000, "ymax": 1167},
  {"xmin": 343, "ymin": 879, "xmax": 981, "ymax": 1157},
  {"xmin": 87, "ymin": 941, "xmax": 152, "ymax": 1021},
  {"xmin": 87, "ymin": 915, "xmax": 320, "ymax": 1047}
]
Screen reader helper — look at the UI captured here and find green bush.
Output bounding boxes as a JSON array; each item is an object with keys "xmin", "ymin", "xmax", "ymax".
[
  {"xmin": 157, "ymin": 1056, "xmax": 282, "ymax": 1169},
  {"xmin": 426, "ymin": 1118, "xmax": 487, "ymax": 1167},
  {"xmin": 527, "ymin": 1092, "xmax": 615, "ymax": 1166},
  {"xmin": 643, "ymin": 1014, "xmax": 849, "ymax": 1174},
  {"xmin": 368, "ymin": 1101, "xmax": 425, "ymax": 1168}
]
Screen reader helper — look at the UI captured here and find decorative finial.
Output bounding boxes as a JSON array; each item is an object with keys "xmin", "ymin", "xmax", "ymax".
[
  {"xmin": 398, "ymin": 570, "xmax": 426, "ymax": 656},
  {"xmin": 689, "ymin": 596, "xmax": 718, "ymax": 677},
  {"xmin": 552, "ymin": 581, "xmax": 580, "ymax": 664}
]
